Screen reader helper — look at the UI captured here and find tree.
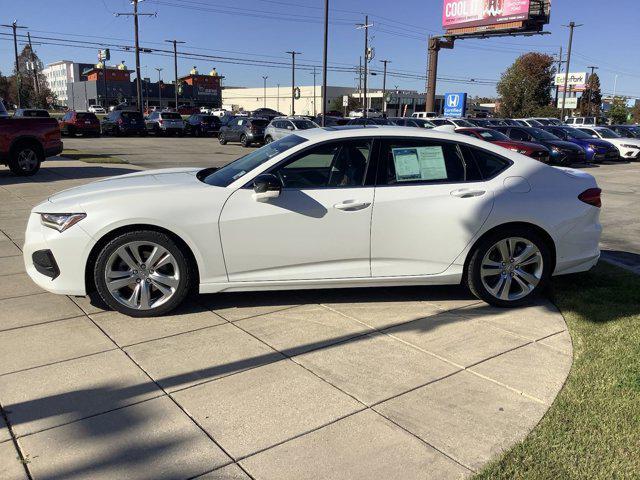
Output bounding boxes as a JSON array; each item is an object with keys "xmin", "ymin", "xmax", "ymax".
[
  {"xmin": 580, "ymin": 72, "xmax": 602, "ymax": 116},
  {"xmin": 496, "ymin": 52, "xmax": 555, "ymax": 118},
  {"xmin": 2, "ymin": 45, "xmax": 56, "ymax": 109},
  {"xmin": 608, "ymin": 97, "xmax": 629, "ymax": 124},
  {"xmin": 328, "ymin": 95, "xmax": 358, "ymax": 113},
  {"xmin": 631, "ymin": 102, "xmax": 640, "ymax": 124}
]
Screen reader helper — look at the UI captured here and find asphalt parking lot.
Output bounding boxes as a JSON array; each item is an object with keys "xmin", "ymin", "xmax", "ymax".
[{"xmin": 0, "ymin": 139, "xmax": 637, "ymax": 479}]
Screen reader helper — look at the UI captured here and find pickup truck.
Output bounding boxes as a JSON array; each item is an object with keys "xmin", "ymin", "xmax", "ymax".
[{"xmin": 0, "ymin": 102, "xmax": 63, "ymax": 176}]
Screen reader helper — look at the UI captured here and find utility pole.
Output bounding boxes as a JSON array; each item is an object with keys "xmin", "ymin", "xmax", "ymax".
[
  {"xmin": 426, "ymin": 35, "xmax": 455, "ymax": 114},
  {"xmin": 560, "ymin": 21, "xmax": 582, "ymax": 121},
  {"xmin": 310, "ymin": 66, "xmax": 317, "ymax": 116},
  {"xmin": 277, "ymin": 84, "xmax": 280, "ymax": 112},
  {"xmin": 553, "ymin": 46, "xmax": 564, "ymax": 107},
  {"xmin": 356, "ymin": 16, "xmax": 373, "ymax": 117},
  {"xmin": 1, "ymin": 21, "xmax": 28, "ymax": 108},
  {"xmin": 155, "ymin": 67, "xmax": 163, "ymax": 109},
  {"xmin": 380, "ymin": 59, "xmax": 390, "ymax": 114},
  {"xmin": 358, "ymin": 56, "xmax": 363, "ymax": 107},
  {"xmin": 165, "ymin": 39, "xmax": 185, "ymax": 109},
  {"xmin": 262, "ymin": 75, "xmax": 268, "ymax": 108},
  {"xmin": 286, "ymin": 51, "xmax": 301, "ymax": 115},
  {"xmin": 115, "ymin": 1, "xmax": 155, "ymax": 114},
  {"xmin": 321, "ymin": 0, "xmax": 329, "ymax": 123},
  {"xmin": 586, "ymin": 65, "xmax": 598, "ymax": 116}
]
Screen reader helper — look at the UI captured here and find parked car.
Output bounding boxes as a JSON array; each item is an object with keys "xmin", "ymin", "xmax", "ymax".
[
  {"xmin": 514, "ymin": 118, "xmax": 543, "ymax": 127},
  {"xmin": 577, "ymin": 126, "xmax": 640, "ymax": 161},
  {"xmin": 210, "ymin": 109, "xmax": 230, "ymax": 118},
  {"xmin": 59, "ymin": 111, "xmax": 101, "ymax": 137},
  {"xmin": 101, "ymin": 110, "xmax": 147, "ymax": 136},
  {"xmin": 13, "ymin": 109, "xmax": 50, "ymax": 118},
  {"xmin": 23, "ymin": 126, "xmax": 602, "ymax": 316},
  {"xmin": 541, "ymin": 126, "xmax": 619, "ymax": 163},
  {"xmin": 0, "ymin": 114, "xmax": 62, "ymax": 175},
  {"xmin": 184, "ymin": 114, "xmax": 221, "ymax": 137},
  {"xmin": 314, "ymin": 115, "xmax": 349, "ymax": 126},
  {"xmin": 389, "ymin": 117, "xmax": 434, "ymax": 128},
  {"xmin": 145, "ymin": 111, "xmax": 186, "ymax": 136},
  {"xmin": 88, "ymin": 105, "xmax": 107, "ymax": 114},
  {"xmin": 347, "ymin": 117, "xmax": 393, "ymax": 126},
  {"xmin": 430, "ymin": 118, "xmax": 475, "ymax": 128},
  {"xmin": 0, "ymin": 100, "xmax": 10, "ymax": 118},
  {"xmin": 218, "ymin": 117, "xmax": 269, "ymax": 147},
  {"xmin": 492, "ymin": 126, "xmax": 586, "ymax": 165},
  {"xmin": 199, "ymin": 107, "xmax": 211, "ymax": 114},
  {"xmin": 251, "ymin": 108, "xmax": 285, "ymax": 121},
  {"xmin": 411, "ymin": 111, "xmax": 437, "ymax": 119},
  {"xmin": 528, "ymin": 117, "xmax": 563, "ymax": 126},
  {"xmin": 349, "ymin": 108, "xmax": 383, "ymax": 118},
  {"xmin": 264, "ymin": 117, "xmax": 318, "ymax": 143},
  {"xmin": 609, "ymin": 125, "xmax": 640, "ymax": 139},
  {"xmin": 455, "ymin": 127, "xmax": 550, "ymax": 163}
]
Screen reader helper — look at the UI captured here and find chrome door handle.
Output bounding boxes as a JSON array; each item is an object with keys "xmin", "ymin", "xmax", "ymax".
[
  {"xmin": 450, "ymin": 188, "xmax": 486, "ymax": 198},
  {"xmin": 334, "ymin": 200, "xmax": 371, "ymax": 211}
]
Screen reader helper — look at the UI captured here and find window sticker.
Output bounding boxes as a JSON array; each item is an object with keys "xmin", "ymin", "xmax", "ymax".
[{"xmin": 391, "ymin": 146, "xmax": 448, "ymax": 182}]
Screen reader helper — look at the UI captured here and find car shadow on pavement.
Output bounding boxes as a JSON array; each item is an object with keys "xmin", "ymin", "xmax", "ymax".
[{"xmin": 0, "ymin": 160, "xmax": 137, "ymax": 186}]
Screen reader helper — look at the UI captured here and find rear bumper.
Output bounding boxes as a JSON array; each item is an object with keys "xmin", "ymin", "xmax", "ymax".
[{"xmin": 45, "ymin": 142, "xmax": 63, "ymax": 158}]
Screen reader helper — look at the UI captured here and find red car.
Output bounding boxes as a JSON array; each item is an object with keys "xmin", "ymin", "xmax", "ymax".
[
  {"xmin": 59, "ymin": 111, "xmax": 101, "ymax": 137},
  {"xmin": 456, "ymin": 127, "xmax": 550, "ymax": 163}
]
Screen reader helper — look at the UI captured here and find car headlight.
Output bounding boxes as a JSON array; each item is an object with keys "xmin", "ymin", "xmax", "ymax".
[
  {"xmin": 620, "ymin": 144, "xmax": 640, "ymax": 149},
  {"xmin": 550, "ymin": 146, "xmax": 561, "ymax": 153},
  {"xmin": 40, "ymin": 213, "xmax": 87, "ymax": 232},
  {"xmin": 587, "ymin": 144, "xmax": 597, "ymax": 151}
]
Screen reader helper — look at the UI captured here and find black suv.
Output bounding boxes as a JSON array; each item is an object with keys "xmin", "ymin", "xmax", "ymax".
[
  {"xmin": 101, "ymin": 110, "xmax": 147, "ymax": 136},
  {"xmin": 219, "ymin": 117, "xmax": 269, "ymax": 147},
  {"xmin": 185, "ymin": 114, "xmax": 222, "ymax": 137}
]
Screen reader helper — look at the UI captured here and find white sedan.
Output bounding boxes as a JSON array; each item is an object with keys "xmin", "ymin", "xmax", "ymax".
[
  {"xmin": 577, "ymin": 126, "xmax": 640, "ymax": 160},
  {"xmin": 24, "ymin": 127, "xmax": 602, "ymax": 316}
]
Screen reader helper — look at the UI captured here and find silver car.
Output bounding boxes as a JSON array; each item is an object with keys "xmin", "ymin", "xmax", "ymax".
[
  {"xmin": 145, "ymin": 111, "xmax": 186, "ymax": 136},
  {"xmin": 264, "ymin": 117, "xmax": 318, "ymax": 143}
]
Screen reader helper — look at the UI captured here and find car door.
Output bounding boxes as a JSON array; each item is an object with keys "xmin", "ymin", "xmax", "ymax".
[
  {"xmin": 219, "ymin": 137, "xmax": 376, "ymax": 281},
  {"xmin": 370, "ymin": 137, "xmax": 495, "ymax": 276}
]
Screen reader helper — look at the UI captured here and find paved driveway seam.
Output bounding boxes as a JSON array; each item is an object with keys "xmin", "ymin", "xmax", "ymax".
[
  {"xmin": 0, "ymin": 314, "xmax": 87, "ymax": 334},
  {"xmin": 0, "ymin": 348, "xmax": 120, "ymax": 378}
]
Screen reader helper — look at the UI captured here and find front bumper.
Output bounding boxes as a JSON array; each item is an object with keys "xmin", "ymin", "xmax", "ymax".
[{"xmin": 23, "ymin": 212, "xmax": 92, "ymax": 296}]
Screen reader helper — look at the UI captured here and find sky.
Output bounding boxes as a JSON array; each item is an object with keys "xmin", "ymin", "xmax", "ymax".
[{"xmin": 1, "ymin": 0, "xmax": 639, "ymax": 100}]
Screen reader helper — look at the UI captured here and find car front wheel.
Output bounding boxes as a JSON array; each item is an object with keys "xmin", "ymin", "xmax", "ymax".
[
  {"xmin": 218, "ymin": 133, "xmax": 227, "ymax": 145},
  {"xmin": 9, "ymin": 143, "xmax": 42, "ymax": 176},
  {"xmin": 240, "ymin": 134, "xmax": 251, "ymax": 147},
  {"xmin": 94, "ymin": 231, "xmax": 193, "ymax": 317},
  {"xmin": 466, "ymin": 228, "xmax": 551, "ymax": 307}
]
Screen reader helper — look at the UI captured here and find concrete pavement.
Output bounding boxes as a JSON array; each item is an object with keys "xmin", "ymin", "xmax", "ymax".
[{"xmin": 1, "ymin": 156, "xmax": 574, "ymax": 479}]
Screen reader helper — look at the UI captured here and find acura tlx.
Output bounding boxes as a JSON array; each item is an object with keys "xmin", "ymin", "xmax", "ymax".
[{"xmin": 24, "ymin": 127, "xmax": 602, "ymax": 317}]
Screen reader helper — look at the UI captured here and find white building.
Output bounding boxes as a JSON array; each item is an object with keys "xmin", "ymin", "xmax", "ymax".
[{"xmin": 42, "ymin": 61, "xmax": 95, "ymax": 106}]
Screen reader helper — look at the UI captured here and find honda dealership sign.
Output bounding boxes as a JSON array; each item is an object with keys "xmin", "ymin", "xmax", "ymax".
[
  {"xmin": 442, "ymin": 0, "xmax": 531, "ymax": 30},
  {"xmin": 443, "ymin": 92, "xmax": 467, "ymax": 117}
]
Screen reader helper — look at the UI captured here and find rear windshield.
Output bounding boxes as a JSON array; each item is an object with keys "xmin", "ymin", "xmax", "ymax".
[
  {"xmin": 292, "ymin": 120, "xmax": 317, "ymax": 130},
  {"xmin": 161, "ymin": 112, "xmax": 182, "ymax": 119},
  {"xmin": 477, "ymin": 129, "xmax": 510, "ymax": 141},
  {"xmin": 249, "ymin": 119, "xmax": 269, "ymax": 127},
  {"xmin": 199, "ymin": 135, "xmax": 307, "ymax": 187},
  {"xmin": 200, "ymin": 115, "xmax": 220, "ymax": 123},
  {"xmin": 121, "ymin": 112, "xmax": 143, "ymax": 120},
  {"xmin": 21, "ymin": 110, "xmax": 49, "ymax": 117},
  {"xmin": 76, "ymin": 113, "xmax": 97, "ymax": 121}
]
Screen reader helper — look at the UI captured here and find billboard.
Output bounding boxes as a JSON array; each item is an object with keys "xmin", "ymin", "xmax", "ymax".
[
  {"xmin": 442, "ymin": 0, "xmax": 531, "ymax": 31},
  {"xmin": 555, "ymin": 72, "xmax": 588, "ymax": 87},
  {"xmin": 443, "ymin": 92, "xmax": 467, "ymax": 117},
  {"xmin": 558, "ymin": 97, "xmax": 578, "ymax": 109}
]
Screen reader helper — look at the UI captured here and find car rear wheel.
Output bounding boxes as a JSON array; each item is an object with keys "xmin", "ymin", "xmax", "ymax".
[
  {"xmin": 240, "ymin": 134, "xmax": 251, "ymax": 147},
  {"xmin": 94, "ymin": 231, "xmax": 193, "ymax": 317},
  {"xmin": 218, "ymin": 133, "xmax": 227, "ymax": 145},
  {"xmin": 9, "ymin": 143, "xmax": 42, "ymax": 176},
  {"xmin": 264, "ymin": 135, "xmax": 273, "ymax": 144},
  {"xmin": 466, "ymin": 228, "xmax": 551, "ymax": 307}
]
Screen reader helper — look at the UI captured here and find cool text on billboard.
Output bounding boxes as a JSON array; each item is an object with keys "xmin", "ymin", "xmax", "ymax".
[{"xmin": 442, "ymin": 0, "xmax": 531, "ymax": 31}]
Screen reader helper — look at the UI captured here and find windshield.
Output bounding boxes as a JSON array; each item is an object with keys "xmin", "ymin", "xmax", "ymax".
[
  {"xmin": 292, "ymin": 120, "xmax": 317, "ymax": 129},
  {"xmin": 597, "ymin": 128, "xmax": 621, "ymax": 139},
  {"xmin": 414, "ymin": 119, "xmax": 434, "ymax": 128},
  {"xmin": 200, "ymin": 135, "xmax": 307, "ymax": 187},
  {"xmin": 562, "ymin": 128, "xmax": 592, "ymax": 139},
  {"xmin": 477, "ymin": 129, "xmax": 510, "ymax": 141},
  {"xmin": 528, "ymin": 128, "xmax": 561, "ymax": 141},
  {"xmin": 534, "ymin": 119, "xmax": 552, "ymax": 125}
]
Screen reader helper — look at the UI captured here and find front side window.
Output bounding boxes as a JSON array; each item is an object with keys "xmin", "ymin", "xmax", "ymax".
[
  {"xmin": 596, "ymin": 128, "xmax": 621, "ymax": 139},
  {"xmin": 200, "ymin": 135, "xmax": 307, "ymax": 187},
  {"xmin": 272, "ymin": 139, "xmax": 373, "ymax": 189},
  {"xmin": 379, "ymin": 139, "xmax": 481, "ymax": 185}
]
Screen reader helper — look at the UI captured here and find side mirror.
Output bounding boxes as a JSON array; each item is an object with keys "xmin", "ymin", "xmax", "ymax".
[{"xmin": 252, "ymin": 173, "xmax": 283, "ymax": 202}]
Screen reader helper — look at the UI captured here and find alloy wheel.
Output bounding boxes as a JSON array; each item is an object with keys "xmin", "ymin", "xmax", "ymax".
[
  {"xmin": 104, "ymin": 241, "xmax": 180, "ymax": 310},
  {"xmin": 480, "ymin": 237, "xmax": 543, "ymax": 302},
  {"xmin": 17, "ymin": 148, "xmax": 39, "ymax": 172}
]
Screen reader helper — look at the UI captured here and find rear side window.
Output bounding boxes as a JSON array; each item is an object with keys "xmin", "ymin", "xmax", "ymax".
[
  {"xmin": 378, "ymin": 139, "xmax": 482, "ymax": 185},
  {"xmin": 466, "ymin": 147, "xmax": 511, "ymax": 179}
]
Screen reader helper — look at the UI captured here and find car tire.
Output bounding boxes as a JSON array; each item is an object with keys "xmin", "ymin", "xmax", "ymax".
[
  {"xmin": 8, "ymin": 142, "xmax": 43, "ymax": 176},
  {"xmin": 218, "ymin": 133, "xmax": 227, "ymax": 145},
  {"xmin": 94, "ymin": 230, "xmax": 193, "ymax": 317},
  {"xmin": 264, "ymin": 135, "xmax": 273, "ymax": 144},
  {"xmin": 67, "ymin": 126, "xmax": 76, "ymax": 137},
  {"xmin": 466, "ymin": 227, "xmax": 551, "ymax": 308},
  {"xmin": 240, "ymin": 134, "xmax": 250, "ymax": 147}
]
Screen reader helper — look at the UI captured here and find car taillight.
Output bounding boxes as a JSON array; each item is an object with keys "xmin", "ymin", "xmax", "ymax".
[
  {"xmin": 116, "ymin": 118, "xmax": 124, "ymax": 125},
  {"xmin": 578, "ymin": 188, "xmax": 602, "ymax": 208},
  {"xmin": 159, "ymin": 119, "xmax": 163, "ymax": 125}
]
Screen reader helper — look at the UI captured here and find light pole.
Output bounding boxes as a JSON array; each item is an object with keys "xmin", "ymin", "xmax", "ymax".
[
  {"xmin": 262, "ymin": 75, "xmax": 268, "ymax": 108},
  {"xmin": 356, "ymin": 16, "xmax": 373, "ymax": 117},
  {"xmin": 286, "ymin": 51, "xmax": 301, "ymax": 115},
  {"xmin": 321, "ymin": 0, "xmax": 329, "ymax": 123},
  {"xmin": 310, "ymin": 66, "xmax": 317, "ymax": 116},
  {"xmin": 560, "ymin": 21, "xmax": 582, "ymax": 121},
  {"xmin": 155, "ymin": 67, "xmax": 163, "ymax": 108},
  {"xmin": 165, "ymin": 39, "xmax": 185, "ymax": 109},
  {"xmin": 277, "ymin": 84, "xmax": 280, "ymax": 112},
  {"xmin": 1, "ymin": 21, "xmax": 28, "ymax": 108},
  {"xmin": 380, "ymin": 59, "xmax": 390, "ymax": 114}
]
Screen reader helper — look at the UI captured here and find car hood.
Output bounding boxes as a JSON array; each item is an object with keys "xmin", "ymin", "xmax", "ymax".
[
  {"xmin": 44, "ymin": 167, "xmax": 205, "ymax": 209},
  {"xmin": 544, "ymin": 140, "xmax": 584, "ymax": 151},
  {"xmin": 494, "ymin": 140, "xmax": 548, "ymax": 151}
]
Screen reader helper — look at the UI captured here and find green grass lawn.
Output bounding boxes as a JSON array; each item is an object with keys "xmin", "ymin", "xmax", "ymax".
[
  {"xmin": 61, "ymin": 148, "xmax": 126, "ymax": 164},
  {"xmin": 475, "ymin": 262, "xmax": 640, "ymax": 479}
]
